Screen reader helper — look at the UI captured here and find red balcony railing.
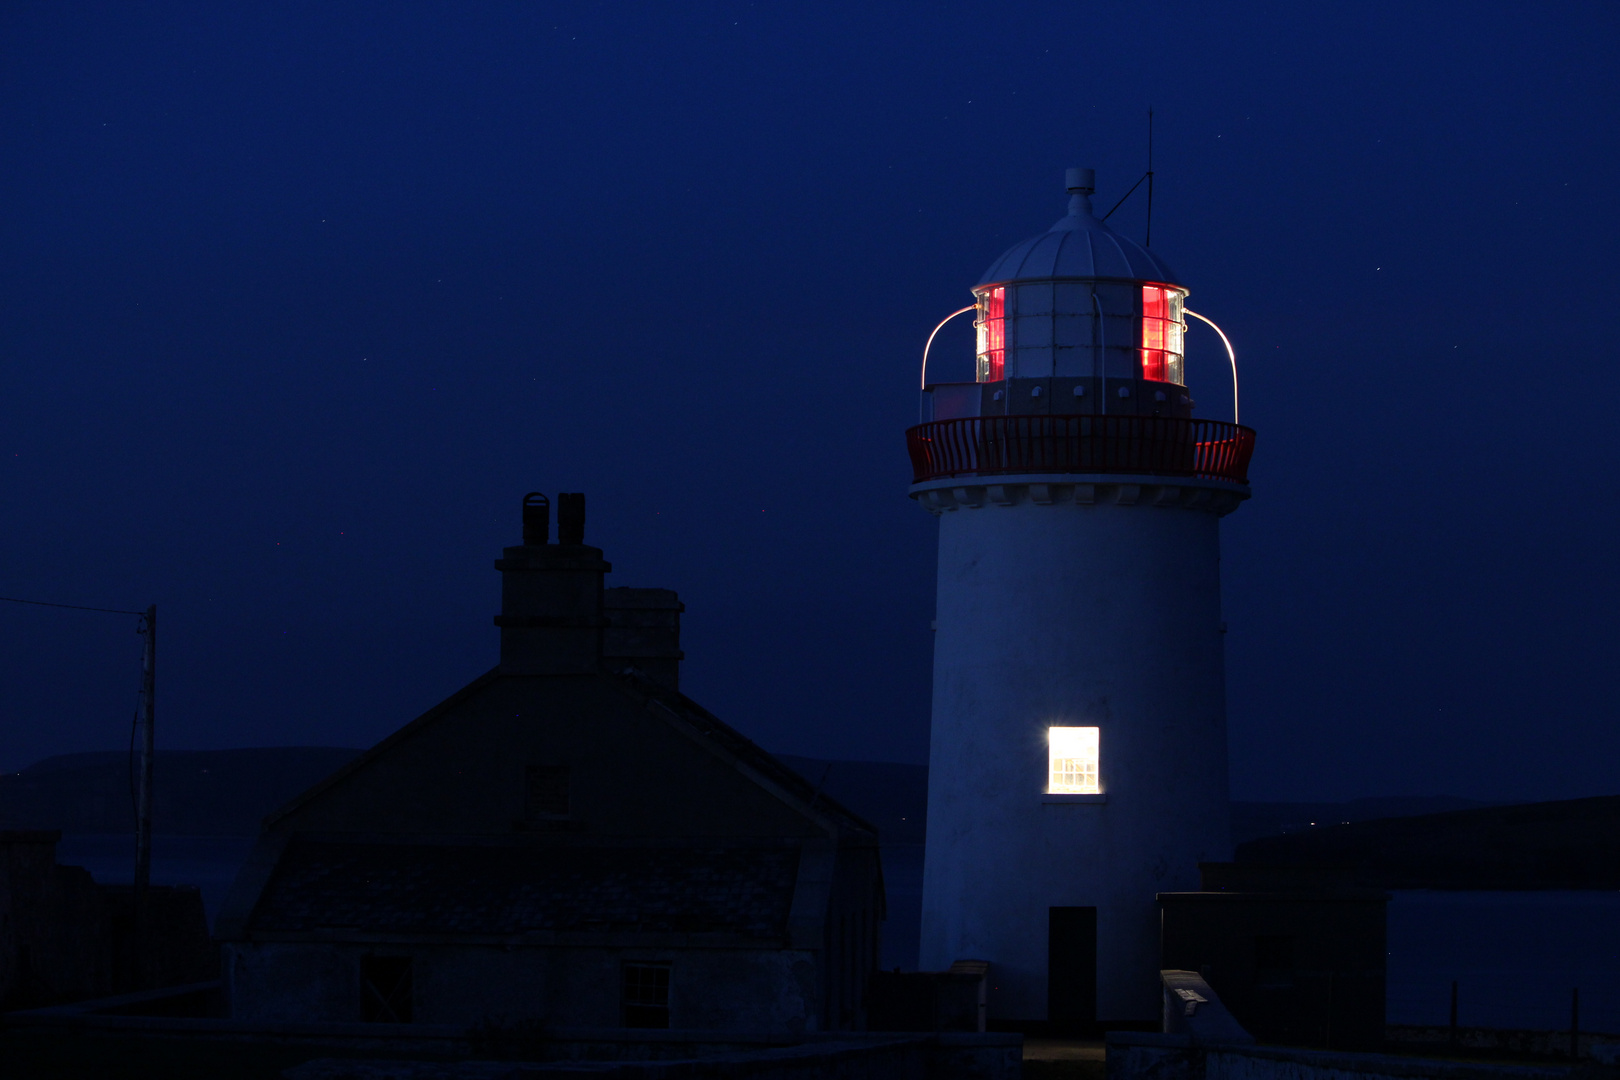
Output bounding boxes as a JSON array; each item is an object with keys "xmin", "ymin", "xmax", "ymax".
[{"xmin": 906, "ymin": 415, "xmax": 1256, "ymax": 485}]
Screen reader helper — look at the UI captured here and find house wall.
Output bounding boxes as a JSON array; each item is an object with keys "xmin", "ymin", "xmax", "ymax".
[
  {"xmin": 822, "ymin": 844, "xmax": 884, "ymax": 1030},
  {"xmin": 225, "ymin": 941, "xmax": 821, "ymax": 1031},
  {"xmin": 217, "ymin": 672, "xmax": 879, "ymax": 1033},
  {"xmin": 220, "ymin": 518, "xmax": 884, "ymax": 1039}
]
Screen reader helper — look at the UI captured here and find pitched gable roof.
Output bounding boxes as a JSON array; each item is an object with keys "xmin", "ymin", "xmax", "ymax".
[{"xmin": 260, "ymin": 667, "xmax": 878, "ymax": 843}]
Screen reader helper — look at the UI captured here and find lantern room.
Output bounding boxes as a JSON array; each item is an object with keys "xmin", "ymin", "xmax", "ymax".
[
  {"xmin": 927, "ymin": 167, "xmax": 1196, "ymax": 422},
  {"xmin": 973, "ymin": 281, "xmax": 1187, "ymax": 387}
]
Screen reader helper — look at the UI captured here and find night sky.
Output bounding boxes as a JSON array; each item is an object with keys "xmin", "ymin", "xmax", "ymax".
[{"xmin": 1, "ymin": 3, "xmax": 1615, "ymax": 803}]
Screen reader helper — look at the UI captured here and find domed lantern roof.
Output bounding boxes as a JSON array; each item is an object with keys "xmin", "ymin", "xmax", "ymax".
[
  {"xmin": 978, "ymin": 168, "xmax": 1181, "ymax": 288},
  {"xmin": 953, "ymin": 168, "xmax": 1193, "ymax": 405}
]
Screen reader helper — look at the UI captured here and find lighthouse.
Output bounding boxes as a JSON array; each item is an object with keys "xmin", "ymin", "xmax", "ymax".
[{"xmin": 908, "ymin": 168, "xmax": 1256, "ymax": 1027}]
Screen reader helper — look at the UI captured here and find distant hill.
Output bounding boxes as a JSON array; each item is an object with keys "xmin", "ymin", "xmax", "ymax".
[
  {"xmin": 1228, "ymin": 796, "xmax": 1496, "ymax": 845},
  {"xmin": 0, "ymin": 747, "xmax": 362, "ymax": 835},
  {"xmin": 1236, "ymin": 795, "xmax": 1620, "ymax": 889},
  {"xmin": 0, "ymin": 746, "xmax": 924, "ymax": 840},
  {"xmin": 6, "ymin": 744, "xmax": 1597, "ymax": 890}
]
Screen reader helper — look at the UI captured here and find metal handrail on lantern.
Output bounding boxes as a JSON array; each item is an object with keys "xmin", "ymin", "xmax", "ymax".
[
  {"xmin": 1184, "ymin": 309, "xmax": 1238, "ymax": 425},
  {"xmin": 921, "ymin": 305, "xmax": 979, "ymax": 389},
  {"xmin": 919, "ymin": 305, "xmax": 979, "ymax": 424},
  {"xmin": 905, "ymin": 415, "xmax": 1256, "ymax": 485}
]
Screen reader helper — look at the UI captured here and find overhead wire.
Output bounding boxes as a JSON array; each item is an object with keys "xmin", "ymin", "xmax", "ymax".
[
  {"xmin": 0, "ymin": 595, "xmax": 144, "ymax": 616},
  {"xmin": 129, "ymin": 705, "xmax": 141, "ymax": 826}
]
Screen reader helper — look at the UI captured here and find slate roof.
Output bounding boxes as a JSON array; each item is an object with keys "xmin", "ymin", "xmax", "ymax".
[{"xmin": 246, "ymin": 838, "xmax": 800, "ymax": 939}]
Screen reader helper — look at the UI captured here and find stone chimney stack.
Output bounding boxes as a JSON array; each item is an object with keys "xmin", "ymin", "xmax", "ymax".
[
  {"xmin": 495, "ymin": 492, "xmax": 610, "ymax": 675},
  {"xmin": 603, "ymin": 588, "xmax": 685, "ymax": 690}
]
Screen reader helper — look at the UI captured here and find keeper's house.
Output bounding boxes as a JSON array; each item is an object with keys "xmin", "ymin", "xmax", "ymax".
[{"xmin": 216, "ymin": 493, "xmax": 883, "ymax": 1032}]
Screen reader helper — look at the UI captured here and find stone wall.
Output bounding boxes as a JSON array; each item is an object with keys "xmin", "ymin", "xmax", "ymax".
[{"xmin": 1107, "ymin": 1032, "xmax": 1582, "ymax": 1080}]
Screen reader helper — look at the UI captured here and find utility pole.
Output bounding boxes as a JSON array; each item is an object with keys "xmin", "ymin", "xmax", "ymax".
[
  {"xmin": 133, "ymin": 604, "xmax": 156, "ymax": 987},
  {"xmin": 0, "ymin": 592, "xmax": 157, "ymax": 982}
]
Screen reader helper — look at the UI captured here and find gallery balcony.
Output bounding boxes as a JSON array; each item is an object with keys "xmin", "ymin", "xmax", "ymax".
[{"xmin": 905, "ymin": 415, "xmax": 1256, "ymax": 486}]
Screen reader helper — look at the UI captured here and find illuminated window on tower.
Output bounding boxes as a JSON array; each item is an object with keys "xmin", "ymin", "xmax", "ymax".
[
  {"xmin": 976, "ymin": 286, "xmax": 1006, "ymax": 382},
  {"xmin": 1140, "ymin": 286, "xmax": 1186, "ymax": 384},
  {"xmin": 1048, "ymin": 727, "xmax": 1100, "ymax": 794}
]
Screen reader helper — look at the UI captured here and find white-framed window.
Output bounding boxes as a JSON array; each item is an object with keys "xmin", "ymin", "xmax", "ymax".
[
  {"xmin": 1140, "ymin": 284, "xmax": 1187, "ymax": 384},
  {"xmin": 1048, "ymin": 727, "xmax": 1100, "ymax": 794}
]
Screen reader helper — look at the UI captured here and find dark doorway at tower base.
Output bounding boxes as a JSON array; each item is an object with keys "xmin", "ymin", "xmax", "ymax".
[{"xmin": 1049, "ymin": 906, "xmax": 1098, "ymax": 1034}]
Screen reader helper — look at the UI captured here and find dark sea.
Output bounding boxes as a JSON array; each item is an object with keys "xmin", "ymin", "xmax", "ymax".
[{"xmin": 61, "ymin": 834, "xmax": 1620, "ymax": 1034}]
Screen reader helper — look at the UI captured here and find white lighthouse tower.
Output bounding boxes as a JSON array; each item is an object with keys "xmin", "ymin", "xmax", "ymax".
[{"xmin": 909, "ymin": 168, "xmax": 1255, "ymax": 1027}]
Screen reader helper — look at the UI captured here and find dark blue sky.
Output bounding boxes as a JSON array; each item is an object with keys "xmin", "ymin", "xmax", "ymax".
[{"xmin": 0, "ymin": 2, "xmax": 1615, "ymax": 802}]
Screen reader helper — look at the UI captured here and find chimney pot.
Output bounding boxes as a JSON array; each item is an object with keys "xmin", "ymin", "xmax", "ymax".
[
  {"xmin": 557, "ymin": 493, "xmax": 586, "ymax": 545},
  {"xmin": 521, "ymin": 492, "xmax": 550, "ymax": 546},
  {"xmin": 495, "ymin": 491, "xmax": 610, "ymax": 675}
]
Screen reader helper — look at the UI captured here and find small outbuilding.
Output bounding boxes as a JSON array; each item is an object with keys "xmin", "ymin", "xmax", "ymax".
[
  {"xmin": 0, "ymin": 829, "xmax": 215, "ymax": 1008},
  {"xmin": 217, "ymin": 493, "xmax": 884, "ymax": 1033}
]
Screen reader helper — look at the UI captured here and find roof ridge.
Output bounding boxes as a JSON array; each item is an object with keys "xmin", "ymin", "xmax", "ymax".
[
  {"xmin": 611, "ymin": 671, "xmax": 879, "ymax": 839},
  {"xmin": 260, "ymin": 668, "xmax": 503, "ymax": 830}
]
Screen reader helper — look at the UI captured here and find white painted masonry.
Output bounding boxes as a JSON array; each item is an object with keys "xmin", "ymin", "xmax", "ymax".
[{"xmin": 915, "ymin": 474, "xmax": 1245, "ymax": 1023}]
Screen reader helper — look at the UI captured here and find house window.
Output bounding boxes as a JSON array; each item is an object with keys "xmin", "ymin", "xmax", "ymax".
[
  {"xmin": 1048, "ymin": 727, "xmax": 1100, "ymax": 794},
  {"xmin": 623, "ymin": 963, "xmax": 671, "ymax": 1028},
  {"xmin": 525, "ymin": 765, "xmax": 570, "ymax": 820},
  {"xmin": 360, "ymin": 955, "xmax": 413, "ymax": 1023}
]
